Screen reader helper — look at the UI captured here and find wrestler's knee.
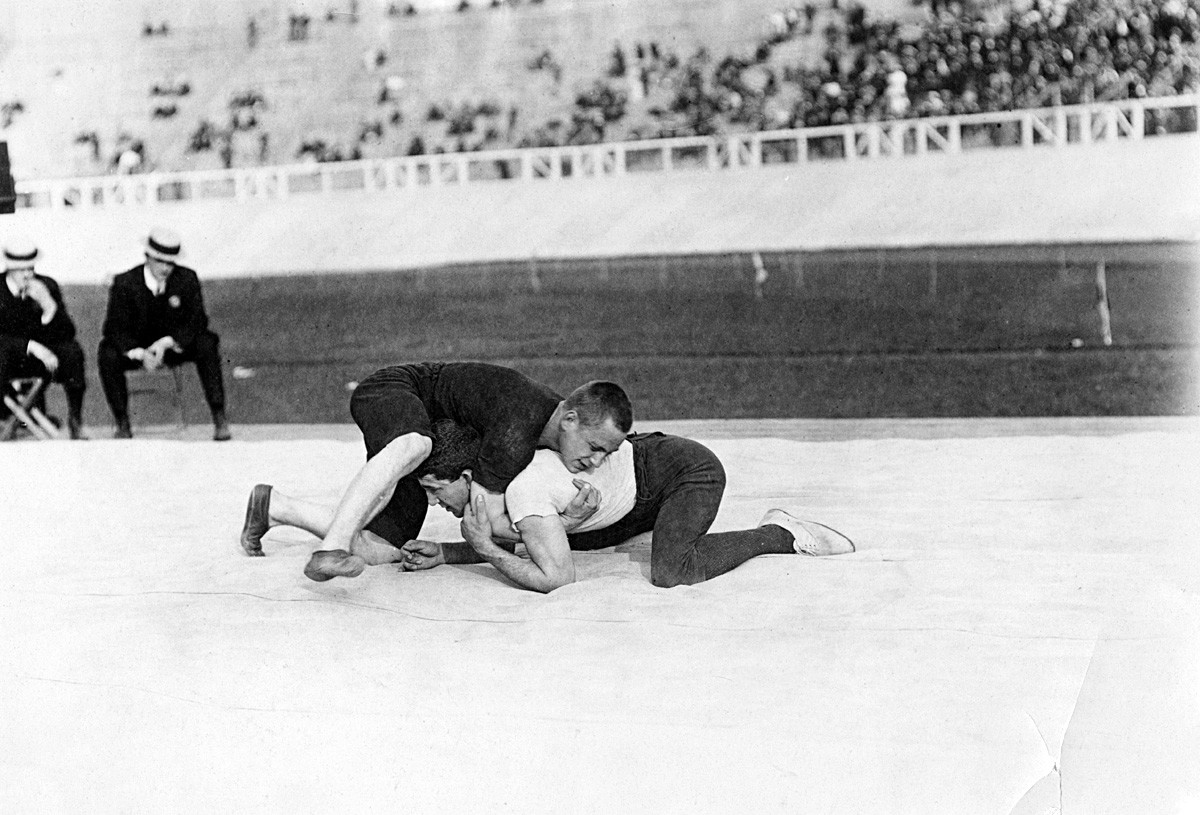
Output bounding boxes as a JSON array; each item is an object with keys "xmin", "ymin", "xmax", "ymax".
[{"xmin": 650, "ymin": 555, "xmax": 703, "ymax": 588}]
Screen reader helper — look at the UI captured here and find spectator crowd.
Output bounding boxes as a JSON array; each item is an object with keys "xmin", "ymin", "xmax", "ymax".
[
  {"xmin": 9, "ymin": 0, "xmax": 1199, "ymax": 176},
  {"xmin": 591, "ymin": 0, "xmax": 1199, "ymax": 138}
]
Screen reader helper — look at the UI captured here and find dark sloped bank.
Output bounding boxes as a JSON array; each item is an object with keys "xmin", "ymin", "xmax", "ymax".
[{"xmin": 57, "ymin": 243, "xmax": 1198, "ymax": 425}]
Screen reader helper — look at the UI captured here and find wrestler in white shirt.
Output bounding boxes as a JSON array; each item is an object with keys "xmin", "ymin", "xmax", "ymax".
[
  {"xmin": 504, "ymin": 441, "xmax": 636, "ymax": 535},
  {"xmin": 410, "ymin": 442, "xmax": 636, "ymax": 592}
]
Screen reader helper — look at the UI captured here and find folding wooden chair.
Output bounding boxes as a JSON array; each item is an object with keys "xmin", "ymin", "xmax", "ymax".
[{"xmin": 1, "ymin": 377, "xmax": 63, "ymax": 441}]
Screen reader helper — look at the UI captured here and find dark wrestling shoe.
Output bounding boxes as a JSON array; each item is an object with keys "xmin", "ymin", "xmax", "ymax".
[
  {"xmin": 213, "ymin": 420, "xmax": 232, "ymax": 441},
  {"xmin": 759, "ymin": 509, "xmax": 855, "ymax": 556},
  {"xmin": 113, "ymin": 420, "xmax": 133, "ymax": 439},
  {"xmin": 304, "ymin": 549, "xmax": 367, "ymax": 582},
  {"xmin": 239, "ymin": 484, "xmax": 272, "ymax": 556}
]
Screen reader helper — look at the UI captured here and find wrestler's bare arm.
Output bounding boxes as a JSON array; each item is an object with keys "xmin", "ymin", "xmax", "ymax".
[
  {"xmin": 474, "ymin": 479, "xmax": 599, "ymax": 540},
  {"xmin": 460, "ymin": 496, "xmax": 574, "ymax": 592},
  {"xmin": 472, "ymin": 483, "xmax": 522, "ymax": 542},
  {"xmin": 399, "ymin": 481, "xmax": 600, "ymax": 575}
]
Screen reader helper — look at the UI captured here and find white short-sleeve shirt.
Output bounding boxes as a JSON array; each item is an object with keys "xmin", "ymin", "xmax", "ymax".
[{"xmin": 505, "ymin": 440, "xmax": 637, "ymax": 534}]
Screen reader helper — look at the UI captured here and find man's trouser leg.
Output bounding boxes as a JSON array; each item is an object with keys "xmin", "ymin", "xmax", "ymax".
[
  {"xmin": 569, "ymin": 434, "xmax": 795, "ymax": 588},
  {"xmin": 170, "ymin": 329, "xmax": 227, "ymax": 420},
  {"xmin": 641, "ymin": 435, "xmax": 796, "ymax": 587},
  {"xmin": 49, "ymin": 340, "xmax": 86, "ymax": 436},
  {"xmin": 634, "ymin": 434, "xmax": 727, "ymax": 587},
  {"xmin": 98, "ymin": 338, "xmax": 137, "ymax": 427}
]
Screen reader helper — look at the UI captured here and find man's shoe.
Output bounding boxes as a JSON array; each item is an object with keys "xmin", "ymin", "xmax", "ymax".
[
  {"xmin": 759, "ymin": 509, "xmax": 855, "ymax": 556},
  {"xmin": 68, "ymin": 415, "xmax": 87, "ymax": 440},
  {"xmin": 213, "ymin": 420, "xmax": 232, "ymax": 441},
  {"xmin": 239, "ymin": 484, "xmax": 272, "ymax": 556},
  {"xmin": 113, "ymin": 420, "xmax": 133, "ymax": 440},
  {"xmin": 304, "ymin": 549, "xmax": 367, "ymax": 582}
]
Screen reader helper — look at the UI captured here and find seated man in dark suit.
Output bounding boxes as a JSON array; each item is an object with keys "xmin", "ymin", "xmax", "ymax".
[
  {"xmin": 98, "ymin": 227, "xmax": 231, "ymax": 440},
  {"xmin": 0, "ymin": 241, "xmax": 88, "ymax": 439}
]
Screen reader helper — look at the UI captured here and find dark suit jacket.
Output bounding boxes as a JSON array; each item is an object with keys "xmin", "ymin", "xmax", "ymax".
[
  {"xmin": 0, "ymin": 273, "xmax": 78, "ymax": 358},
  {"xmin": 101, "ymin": 263, "xmax": 211, "ymax": 354}
]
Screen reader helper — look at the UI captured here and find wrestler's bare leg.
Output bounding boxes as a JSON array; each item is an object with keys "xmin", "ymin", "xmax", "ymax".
[{"xmin": 239, "ymin": 485, "xmax": 403, "ymax": 565}]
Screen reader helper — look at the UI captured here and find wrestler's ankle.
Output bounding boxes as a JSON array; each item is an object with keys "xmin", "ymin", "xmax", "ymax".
[{"xmin": 352, "ymin": 537, "xmax": 404, "ymax": 566}]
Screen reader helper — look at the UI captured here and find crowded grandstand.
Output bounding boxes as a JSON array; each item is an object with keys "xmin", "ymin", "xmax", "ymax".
[{"xmin": 1, "ymin": 0, "xmax": 1196, "ymax": 178}]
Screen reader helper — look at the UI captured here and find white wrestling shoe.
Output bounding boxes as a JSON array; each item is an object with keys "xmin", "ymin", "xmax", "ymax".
[{"xmin": 759, "ymin": 509, "xmax": 855, "ymax": 556}]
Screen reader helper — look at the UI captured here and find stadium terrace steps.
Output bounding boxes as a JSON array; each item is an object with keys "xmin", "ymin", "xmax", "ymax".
[
  {"xmin": 9, "ymin": 133, "xmax": 1199, "ymax": 285},
  {"xmin": 1, "ymin": 0, "xmax": 924, "ymax": 178}
]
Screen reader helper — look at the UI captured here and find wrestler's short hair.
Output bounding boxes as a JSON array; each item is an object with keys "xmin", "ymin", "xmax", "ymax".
[
  {"xmin": 563, "ymin": 380, "xmax": 633, "ymax": 433},
  {"xmin": 416, "ymin": 419, "xmax": 480, "ymax": 480}
]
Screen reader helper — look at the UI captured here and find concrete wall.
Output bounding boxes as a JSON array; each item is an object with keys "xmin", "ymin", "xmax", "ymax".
[{"xmin": 4, "ymin": 133, "xmax": 1198, "ymax": 284}]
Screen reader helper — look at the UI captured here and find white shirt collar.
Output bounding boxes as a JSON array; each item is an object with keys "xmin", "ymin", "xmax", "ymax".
[
  {"xmin": 143, "ymin": 264, "xmax": 168, "ymax": 294},
  {"xmin": 5, "ymin": 273, "xmax": 22, "ymax": 298}
]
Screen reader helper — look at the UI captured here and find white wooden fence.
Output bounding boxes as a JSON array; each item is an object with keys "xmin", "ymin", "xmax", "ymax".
[{"xmin": 14, "ymin": 94, "xmax": 1198, "ymax": 212}]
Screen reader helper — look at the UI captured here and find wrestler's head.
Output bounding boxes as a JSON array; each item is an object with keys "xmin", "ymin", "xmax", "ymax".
[
  {"xmin": 556, "ymin": 380, "xmax": 631, "ymax": 474},
  {"xmin": 416, "ymin": 419, "xmax": 479, "ymax": 517}
]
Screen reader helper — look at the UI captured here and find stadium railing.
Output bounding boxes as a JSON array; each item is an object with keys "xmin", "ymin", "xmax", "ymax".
[{"xmin": 13, "ymin": 94, "xmax": 1198, "ymax": 212}]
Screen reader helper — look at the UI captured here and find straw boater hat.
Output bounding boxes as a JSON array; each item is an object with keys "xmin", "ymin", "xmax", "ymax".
[
  {"xmin": 144, "ymin": 227, "xmax": 183, "ymax": 263},
  {"xmin": 3, "ymin": 240, "xmax": 38, "ymax": 272}
]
